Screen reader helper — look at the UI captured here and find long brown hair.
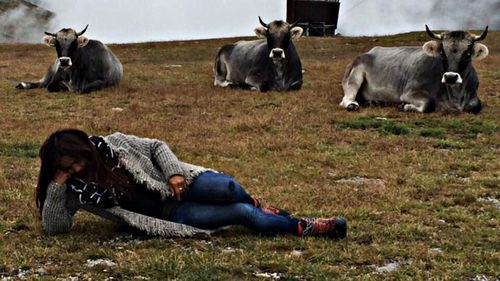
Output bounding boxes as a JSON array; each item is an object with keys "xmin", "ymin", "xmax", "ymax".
[{"xmin": 36, "ymin": 129, "xmax": 126, "ymax": 214}]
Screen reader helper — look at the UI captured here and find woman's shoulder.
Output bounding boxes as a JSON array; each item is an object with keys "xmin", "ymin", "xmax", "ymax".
[
  {"xmin": 105, "ymin": 132, "xmax": 162, "ymax": 145},
  {"xmin": 89, "ymin": 135, "xmax": 106, "ymax": 146}
]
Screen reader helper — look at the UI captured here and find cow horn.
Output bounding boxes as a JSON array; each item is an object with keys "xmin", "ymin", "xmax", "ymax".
[
  {"xmin": 44, "ymin": 31, "xmax": 56, "ymax": 37},
  {"xmin": 425, "ymin": 25, "xmax": 441, "ymax": 40},
  {"xmin": 473, "ymin": 26, "xmax": 488, "ymax": 42},
  {"xmin": 290, "ymin": 18, "xmax": 301, "ymax": 28},
  {"xmin": 258, "ymin": 16, "xmax": 269, "ymax": 28},
  {"xmin": 77, "ymin": 24, "xmax": 89, "ymax": 36}
]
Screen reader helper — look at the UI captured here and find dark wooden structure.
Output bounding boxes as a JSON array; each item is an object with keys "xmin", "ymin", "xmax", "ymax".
[{"xmin": 286, "ymin": 0, "xmax": 340, "ymax": 36}]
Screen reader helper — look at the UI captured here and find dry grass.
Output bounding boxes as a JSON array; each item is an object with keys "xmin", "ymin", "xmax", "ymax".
[{"xmin": 0, "ymin": 31, "xmax": 499, "ymax": 280}]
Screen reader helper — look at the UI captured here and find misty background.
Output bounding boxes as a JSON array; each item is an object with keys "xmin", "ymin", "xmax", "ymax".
[{"xmin": 1, "ymin": 0, "xmax": 498, "ymax": 43}]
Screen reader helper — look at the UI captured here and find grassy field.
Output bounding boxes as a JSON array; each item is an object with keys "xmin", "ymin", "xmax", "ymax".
[{"xmin": 0, "ymin": 30, "xmax": 499, "ymax": 280}]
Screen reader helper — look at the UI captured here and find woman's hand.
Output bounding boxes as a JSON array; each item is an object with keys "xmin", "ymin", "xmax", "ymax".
[
  {"xmin": 53, "ymin": 170, "xmax": 71, "ymax": 185},
  {"xmin": 169, "ymin": 175, "xmax": 187, "ymax": 201}
]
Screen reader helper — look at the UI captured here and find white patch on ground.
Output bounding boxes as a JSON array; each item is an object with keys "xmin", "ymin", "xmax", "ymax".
[
  {"xmin": 373, "ymin": 262, "xmax": 401, "ymax": 273},
  {"xmin": 336, "ymin": 176, "xmax": 386, "ymax": 188},
  {"xmin": 221, "ymin": 246, "xmax": 237, "ymax": 253},
  {"xmin": 111, "ymin": 107, "xmax": 124, "ymax": 112},
  {"xmin": 442, "ymin": 173, "xmax": 470, "ymax": 183},
  {"xmin": 429, "ymin": 248, "xmax": 443, "ymax": 254},
  {"xmin": 370, "ymin": 260, "xmax": 413, "ymax": 273},
  {"xmin": 478, "ymin": 197, "xmax": 500, "ymax": 209},
  {"xmin": 98, "ymin": 234, "xmax": 143, "ymax": 247},
  {"xmin": 85, "ymin": 259, "xmax": 117, "ymax": 268},
  {"xmin": 471, "ymin": 275, "xmax": 490, "ymax": 281},
  {"xmin": 290, "ymin": 249, "xmax": 303, "ymax": 257},
  {"xmin": 254, "ymin": 272, "xmax": 281, "ymax": 279}
]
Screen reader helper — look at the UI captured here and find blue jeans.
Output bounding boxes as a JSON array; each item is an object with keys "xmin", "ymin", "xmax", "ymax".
[{"xmin": 169, "ymin": 172, "xmax": 299, "ymax": 235}]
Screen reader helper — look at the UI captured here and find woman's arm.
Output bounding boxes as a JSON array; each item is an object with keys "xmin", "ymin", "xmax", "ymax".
[
  {"xmin": 150, "ymin": 139, "xmax": 184, "ymax": 179},
  {"xmin": 150, "ymin": 140, "xmax": 188, "ymax": 200},
  {"xmin": 41, "ymin": 182, "xmax": 78, "ymax": 235}
]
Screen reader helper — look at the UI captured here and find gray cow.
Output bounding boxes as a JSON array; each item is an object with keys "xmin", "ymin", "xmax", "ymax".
[
  {"xmin": 214, "ymin": 17, "xmax": 303, "ymax": 92},
  {"xmin": 340, "ymin": 26, "xmax": 489, "ymax": 113},
  {"xmin": 16, "ymin": 25, "xmax": 122, "ymax": 94}
]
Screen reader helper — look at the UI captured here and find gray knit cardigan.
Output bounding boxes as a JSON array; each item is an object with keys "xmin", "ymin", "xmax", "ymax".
[{"xmin": 42, "ymin": 132, "xmax": 215, "ymax": 237}]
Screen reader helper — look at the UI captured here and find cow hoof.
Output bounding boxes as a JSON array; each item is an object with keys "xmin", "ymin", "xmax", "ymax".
[
  {"xmin": 346, "ymin": 103, "xmax": 359, "ymax": 111},
  {"xmin": 402, "ymin": 104, "xmax": 422, "ymax": 112},
  {"xmin": 15, "ymin": 83, "xmax": 26, "ymax": 89}
]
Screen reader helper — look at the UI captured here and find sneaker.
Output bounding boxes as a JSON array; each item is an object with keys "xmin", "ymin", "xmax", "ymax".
[
  {"xmin": 261, "ymin": 206, "xmax": 291, "ymax": 217},
  {"xmin": 252, "ymin": 196, "xmax": 262, "ymax": 208},
  {"xmin": 299, "ymin": 216, "xmax": 347, "ymax": 239},
  {"xmin": 252, "ymin": 196, "xmax": 290, "ymax": 217}
]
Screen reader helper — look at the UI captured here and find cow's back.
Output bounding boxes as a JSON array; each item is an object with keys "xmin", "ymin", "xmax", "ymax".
[
  {"xmin": 226, "ymin": 39, "xmax": 269, "ymax": 81},
  {"xmin": 72, "ymin": 40, "xmax": 123, "ymax": 88},
  {"xmin": 359, "ymin": 47, "xmax": 443, "ymax": 98}
]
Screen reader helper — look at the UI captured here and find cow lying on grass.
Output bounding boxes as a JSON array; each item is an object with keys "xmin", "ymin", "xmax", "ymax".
[
  {"xmin": 340, "ymin": 26, "xmax": 489, "ymax": 113},
  {"xmin": 16, "ymin": 25, "xmax": 122, "ymax": 94},
  {"xmin": 214, "ymin": 17, "xmax": 303, "ymax": 92}
]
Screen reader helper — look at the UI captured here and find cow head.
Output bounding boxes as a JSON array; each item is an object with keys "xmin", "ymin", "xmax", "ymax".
[
  {"xmin": 254, "ymin": 16, "xmax": 303, "ymax": 61},
  {"xmin": 423, "ymin": 25, "xmax": 489, "ymax": 85},
  {"xmin": 42, "ymin": 25, "xmax": 90, "ymax": 70}
]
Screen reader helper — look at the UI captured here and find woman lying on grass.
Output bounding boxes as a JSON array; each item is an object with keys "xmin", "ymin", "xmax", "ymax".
[{"xmin": 36, "ymin": 129, "xmax": 347, "ymax": 238}]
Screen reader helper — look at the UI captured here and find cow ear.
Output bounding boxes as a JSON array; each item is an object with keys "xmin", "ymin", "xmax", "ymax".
[
  {"xmin": 422, "ymin": 40, "xmax": 440, "ymax": 57},
  {"xmin": 472, "ymin": 43, "xmax": 489, "ymax": 61},
  {"xmin": 290, "ymin": 26, "xmax": 303, "ymax": 40},
  {"xmin": 254, "ymin": 27, "xmax": 267, "ymax": 39},
  {"xmin": 42, "ymin": 35, "xmax": 55, "ymax": 47},
  {"xmin": 77, "ymin": 36, "xmax": 89, "ymax": 48}
]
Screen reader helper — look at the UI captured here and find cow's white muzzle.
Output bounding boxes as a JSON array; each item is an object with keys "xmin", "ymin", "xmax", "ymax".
[
  {"xmin": 58, "ymin": 57, "xmax": 73, "ymax": 69},
  {"xmin": 269, "ymin": 48, "xmax": 285, "ymax": 59},
  {"xmin": 441, "ymin": 72, "xmax": 462, "ymax": 84}
]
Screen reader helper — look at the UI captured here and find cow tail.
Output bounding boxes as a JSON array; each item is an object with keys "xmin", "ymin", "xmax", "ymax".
[{"xmin": 214, "ymin": 47, "xmax": 229, "ymax": 79}]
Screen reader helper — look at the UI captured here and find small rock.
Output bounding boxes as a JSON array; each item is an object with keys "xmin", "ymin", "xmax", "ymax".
[
  {"xmin": 222, "ymin": 246, "xmax": 236, "ymax": 253},
  {"xmin": 336, "ymin": 176, "xmax": 386, "ymax": 188},
  {"xmin": 290, "ymin": 250, "xmax": 302, "ymax": 257},
  {"xmin": 254, "ymin": 272, "xmax": 281, "ymax": 279},
  {"xmin": 429, "ymin": 248, "xmax": 443, "ymax": 254},
  {"xmin": 35, "ymin": 267, "xmax": 48, "ymax": 275},
  {"xmin": 85, "ymin": 259, "xmax": 117, "ymax": 268},
  {"xmin": 471, "ymin": 274, "xmax": 489, "ymax": 281},
  {"xmin": 111, "ymin": 107, "xmax": 124, "ymax": 112},
  {"xmin": 374, "ymin": 261, "xmax": 401, "ymax": 273},
  {"xmin": 478, "ymin": 197, "xmax": 500, "ymax": 209},
  {"xmin": 17, "ymin": 268, "xmax": 31, "ymax": 278}
]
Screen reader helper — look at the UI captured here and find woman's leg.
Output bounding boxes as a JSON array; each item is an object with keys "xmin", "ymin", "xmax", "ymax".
[
  {"xmin": 183, "ymin": 172, "xmax": 254, "ymax": 205},
  {"xmin": 170, "ymin": 201, "xmax": 300, "ymax": 236}
]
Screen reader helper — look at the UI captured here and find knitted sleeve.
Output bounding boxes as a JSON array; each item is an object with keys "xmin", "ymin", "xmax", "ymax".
[
  {"xmin": 105, "ymin": 206, "xmax": 213, "ymax": 237},
  {"xmin": 42, "ymin": 182, "xmax": 78, "ymax": 235},
  {"xmin": 150, "ymin": 139, "xmax": 184, "ymax": 180}
]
